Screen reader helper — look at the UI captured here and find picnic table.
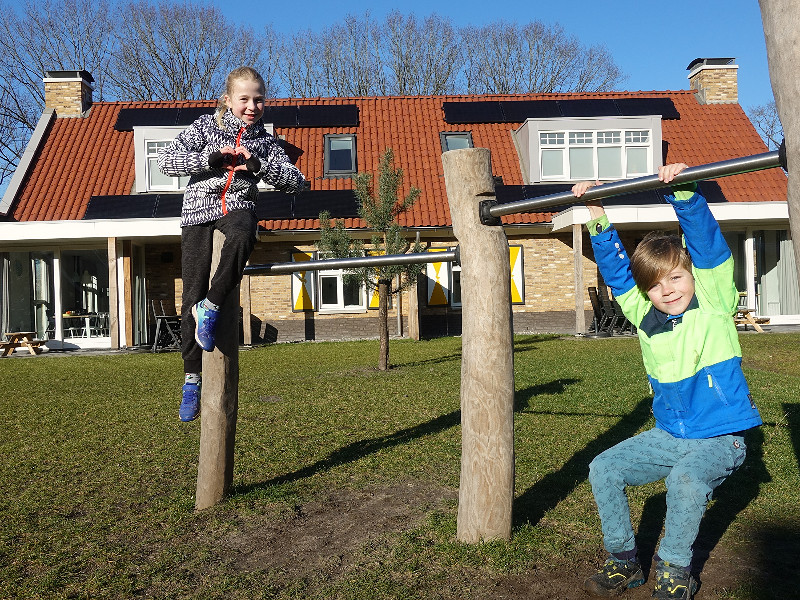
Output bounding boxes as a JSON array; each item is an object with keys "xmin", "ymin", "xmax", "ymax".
[
  {"xmin": 734, "ymin": 308, "xmax": 770, "ymax": 333},
  {"xmin": 1, "ymin": 332, "xmax": 44, "ymax": 357}
]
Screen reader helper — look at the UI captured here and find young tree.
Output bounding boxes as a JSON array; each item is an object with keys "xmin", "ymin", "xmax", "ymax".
[{"xmin": 318, "ymin": 149, "xmax": 422, "ymax": 371}]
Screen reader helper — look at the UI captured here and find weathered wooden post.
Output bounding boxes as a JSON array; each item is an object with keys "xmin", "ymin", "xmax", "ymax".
[
  {"xmin": 195, "ymin": 229, "xmax": 240, "ymax": 511},
  {"xmin": 442, "ymin": 148, "xmax": 515, "ymax": 542},
  {"xmin": 758, "ymin": 0, "xmax": 800, "ymax": 283}
]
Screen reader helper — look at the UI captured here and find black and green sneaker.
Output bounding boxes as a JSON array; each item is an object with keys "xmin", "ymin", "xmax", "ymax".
[
  {"xmin": 651, "ymin": 561, "xmax": 698, "ymax": 599},
  {"xmin": 584, "ymin": 557, "xmax": 646, "ymax": 596}
]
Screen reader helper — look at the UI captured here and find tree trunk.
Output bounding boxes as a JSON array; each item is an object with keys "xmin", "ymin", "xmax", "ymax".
[
  {"xmin": 759, "ymin": 0, "xmax": 800, "ymax": 284},
  {"xmin": 378, "ymin": 279, "xmax": 390, "ymax": 371}
]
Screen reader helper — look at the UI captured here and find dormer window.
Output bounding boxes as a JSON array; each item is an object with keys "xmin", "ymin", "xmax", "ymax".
[{"xmin": 514, "ymin": 116, "xmax": 663, "ymax": 183}]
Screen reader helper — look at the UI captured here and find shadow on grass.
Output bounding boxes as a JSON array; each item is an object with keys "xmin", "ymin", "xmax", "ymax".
[
  {"xmin": 233, "ymin": 408, "xmax": 462, "ymax": 496},
  {"xmin": 513, "ymin": 395, "xmax": 653, "ymax": 527},
  {"xmin": 784, "ymin": 402, "xmax": 800, "ymax": 473},
  {"xmin": 234, "ymin": 377, "xmax": 577, "ymax": 498}
]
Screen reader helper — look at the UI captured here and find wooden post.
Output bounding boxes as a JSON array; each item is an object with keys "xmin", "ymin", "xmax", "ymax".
[
  {"xmin": 442, "ymin": 148, "xmax": 515, "ymax": 542},
  {"xmin": 195, "ymin": 230, "xmax": 239, "ymax": 511},
  {"xmin": 107, "ymin": 237, "xmax": 119, "ymax": 349},
  {"xmin": 759, "ymin": 0, "xmax": 800, "ymax": 284},
  {"xmin": 573, "ymin": 223, "xmax": 586, "ymax": 334}
]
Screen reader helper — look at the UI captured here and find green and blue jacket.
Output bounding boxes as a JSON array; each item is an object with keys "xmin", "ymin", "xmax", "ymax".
[{"xmin": 587, "ymin": 187, "xmax": 762, "ymax": 439}]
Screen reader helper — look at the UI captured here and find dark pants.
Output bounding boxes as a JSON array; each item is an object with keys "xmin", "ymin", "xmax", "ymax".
[{"xmin": 181, "ymin": 209, "xmax": 257, "ymax": 373}]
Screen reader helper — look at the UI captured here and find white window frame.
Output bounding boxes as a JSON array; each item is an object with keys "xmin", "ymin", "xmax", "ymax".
[
  {"xmin": 133, "ymin": 123, "xmax": 275, "ymax": 193},
  {"xmin": 316, "ymin": 263, "xmax": 367, "ymax": 313},
  {"xmin": 514, "ymin": 116, "xmax": 663, "ymax": 184}
]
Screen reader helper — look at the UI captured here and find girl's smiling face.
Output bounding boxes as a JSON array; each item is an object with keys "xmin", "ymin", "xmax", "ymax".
[
  {"xmin": 225, "ymin": 78, "xmax": 265, "ymax": 125},
  {"xmin": 646, "ymin": 265, "xmax": 696, "ymax": 315}
]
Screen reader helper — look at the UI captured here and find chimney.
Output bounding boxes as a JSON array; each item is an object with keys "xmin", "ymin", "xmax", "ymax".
[
  {"xmin": 687, "ymin": 58, "xmax": 738, "ymax": 104},
  {"xmin": 43, "ymin": 70, "xmax": 94, "ymax": 117}
]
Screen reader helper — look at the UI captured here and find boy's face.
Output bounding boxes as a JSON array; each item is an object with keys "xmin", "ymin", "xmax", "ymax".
[
  {"xmin": 646, "ymin": 265, "xmax": 696, "ymax": 316},
  {"xmin": 225, "ymin": 79, "xmax": 265, "ymax": 126}
]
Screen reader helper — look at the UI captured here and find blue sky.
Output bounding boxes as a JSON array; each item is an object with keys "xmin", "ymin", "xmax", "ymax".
[{"xmin": 213, "ymin": 0, "xmax": 773, "ymax": 111}]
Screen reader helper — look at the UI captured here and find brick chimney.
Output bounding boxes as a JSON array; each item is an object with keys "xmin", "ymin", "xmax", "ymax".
[
  {"xmin": 687, "ymin": 58, "xmax": 738, "ymax": 104},
  {"xmin": 43, "ymin": 70, "xmax": 94, "ymax": 117}
]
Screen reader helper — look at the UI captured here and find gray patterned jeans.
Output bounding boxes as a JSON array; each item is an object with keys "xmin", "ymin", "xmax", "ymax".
[{"xmin": 588, "ymin": 427, "xmax": 747, "ymax": 567}]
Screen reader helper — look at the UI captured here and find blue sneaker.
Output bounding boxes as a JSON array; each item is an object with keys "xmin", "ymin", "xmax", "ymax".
[
  {"xmin": 584, "ymin": 557, "xmax": 645, "ymax": 596},
  {"xmin": 192, "ymin": 300, "xmax": 219, "ymax": 352},
  {"xmin": 180, "ymin": 382, "xmax": 201, "ymax": 421}
]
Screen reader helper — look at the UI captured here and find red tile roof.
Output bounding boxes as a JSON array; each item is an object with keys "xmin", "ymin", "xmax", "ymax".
[{"xmin": 9, "ymin": 91, "xmax": 787, "ymax": 229}]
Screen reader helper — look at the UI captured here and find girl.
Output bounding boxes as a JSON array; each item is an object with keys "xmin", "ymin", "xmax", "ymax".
[{"xmin": 158, "ymin": 66, "xmax": 306, "ymax": 422}]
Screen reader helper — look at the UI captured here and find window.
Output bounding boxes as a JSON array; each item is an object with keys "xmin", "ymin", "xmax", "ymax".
[
  {"xmin": 324, "ymin": 134, "xmax": 357, "ymax": 176},
  {"xmin": 514, "ymin": 116, "xmax": 663, "ymax": 184},
  {"xmin": 440, "ymin": 132, "xmax": 474, "ymax": 152},
  {"xmin": 539, "ymin": 128, "xmax": 652, "ymax": 181},
  {"xmin": 133, "ymin": 122, "xmax": 275, "ymax": 193},
  {"xmin": 318, "ymin": 269, "xmax": 366, "ymax": 311}
]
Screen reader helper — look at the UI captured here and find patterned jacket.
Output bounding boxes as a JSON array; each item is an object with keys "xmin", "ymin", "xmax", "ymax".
[
  {"xmin": 587, "ymin": 187, "xmax": 762, "ymax": 439},
  {"xmin": 158, "ymin": 109, "xmax": 306, "ymax": 227}
]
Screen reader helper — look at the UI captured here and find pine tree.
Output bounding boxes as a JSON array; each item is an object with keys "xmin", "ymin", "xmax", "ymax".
[{"xmin": 318, "ymin": 148, "xmax": 422, "ymax": 370}]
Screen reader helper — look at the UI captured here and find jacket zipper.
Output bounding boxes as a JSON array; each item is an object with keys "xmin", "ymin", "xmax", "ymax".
[{"xmin": 220, "ymin": 127, "xmax": 245, "ymax": 215}]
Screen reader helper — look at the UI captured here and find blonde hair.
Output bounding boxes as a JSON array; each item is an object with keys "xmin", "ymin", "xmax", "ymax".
[
  {"xmin": 630, "ymin": 231, "xmax": 693, "ymax": 293},
  {"xmin": 215, "ymin": 66, "xmax": 266, "ymax": 128}
]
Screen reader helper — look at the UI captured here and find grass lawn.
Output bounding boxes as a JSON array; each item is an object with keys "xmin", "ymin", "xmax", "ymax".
[{"xmin": 1, "ymin": 333, "xmax": 798, "ymax": 599}]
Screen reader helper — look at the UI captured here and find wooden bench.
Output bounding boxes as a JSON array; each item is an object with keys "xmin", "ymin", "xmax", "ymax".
[
  {"xmin": 734, "ymin": 309, "xmax": 770, "ymax": 333},
  {"xmin": 1, "ymin": 332, "xmax": 44, "ymax": 357}
]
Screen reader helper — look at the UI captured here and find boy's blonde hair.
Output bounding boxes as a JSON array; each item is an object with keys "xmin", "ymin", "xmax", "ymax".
[
  {"xmin": 215, "ymin": 66, "xmax": 266, "ymax": 128},
  {"xmin": 630, "ymin": 231, "xmax": 693, "ymax": 293}
]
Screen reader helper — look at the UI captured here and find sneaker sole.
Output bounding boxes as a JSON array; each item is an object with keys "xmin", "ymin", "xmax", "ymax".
[{"xmin": 583, "ymin": 572, "xmax": 646, "ymax": 597}]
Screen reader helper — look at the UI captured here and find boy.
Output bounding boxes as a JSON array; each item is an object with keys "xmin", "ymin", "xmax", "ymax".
[{"xmin": 573, "ymin": 163, "xmax": 762, "ymax": 599}]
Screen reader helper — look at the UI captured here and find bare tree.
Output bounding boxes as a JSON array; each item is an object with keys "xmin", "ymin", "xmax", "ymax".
[
  {"xmin": 107, "ymin": 0, "xmax": 270, "ymax": 101},
  {"xmin": 383, "ymin": 12, "xmax": 463, "ymax": 95},
  {"xmin": 319, "ymin": 13, "xmax": 385, "ymax": 97},
  {"xmin": 748, "ymin": 100, "xmax": 783, "ymax": 150},
  {"xmin": 0, "ymin": 0, "xmax": 115, "ymax": 184},
  {"xmin": 462, "ymin": 20, "xmax": 625, "ymax": 94}
]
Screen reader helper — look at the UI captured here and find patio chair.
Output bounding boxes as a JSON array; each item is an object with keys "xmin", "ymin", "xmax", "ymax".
[
  {"xmin": 587, "ymin": 287, "xmax": 612, "ymax": 336},
  {"xmin": 151, "ymin": 300, "xmax": 181, "ymax": 352}
]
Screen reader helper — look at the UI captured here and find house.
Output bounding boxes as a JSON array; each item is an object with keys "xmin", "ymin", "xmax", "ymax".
[{"xmin": 0, "ymin": 59, "xmax": 795, "ymax": 351}]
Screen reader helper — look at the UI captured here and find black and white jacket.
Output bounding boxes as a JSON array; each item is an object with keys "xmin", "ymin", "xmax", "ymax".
[{"xmin": 158, "ymin": 109, "xmax": 306, "ymax": 227}]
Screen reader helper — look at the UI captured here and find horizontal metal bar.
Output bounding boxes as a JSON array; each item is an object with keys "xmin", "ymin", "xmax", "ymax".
[
  {"xmin": 488, "ymin": 150, "xmax": 782, "ymax": 218},
  {"xmin": 244, "ymin": 249, "xmax": 458, "ymax": 276}
]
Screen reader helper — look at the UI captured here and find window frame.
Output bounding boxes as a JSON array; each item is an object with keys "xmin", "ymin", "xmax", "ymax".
[
  {"xmin": 440, "ymin": 131, "xmax": 474, "ymax": 153},
  {"xmin": 315, "ymin": 253, "xmax": 367, "ymax": 313},
  {"xmin": 323, "ymin": 133, "xmax": 357, "ymax": 177}
]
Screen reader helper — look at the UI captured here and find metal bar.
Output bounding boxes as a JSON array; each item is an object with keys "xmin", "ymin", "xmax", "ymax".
[
  {"xmin": 486, "ymin": 150, "xmax": 782, "ymax": 219},
  {"xmin": 244, "ymin": 249, "xmax": 458, "ymax": 276}
]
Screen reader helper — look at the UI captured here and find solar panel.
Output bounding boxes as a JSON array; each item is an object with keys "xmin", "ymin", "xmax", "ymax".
[
  {"xmin": 615, "ymin": 97, "xmax": 680, "ymax": 119},
  {"xmin": 500, "ymin": 100, "xmax": 561, "ymax": 121},
  {"xmin": 442, "ymin": 101, "xmax": 505, "ymax": 124},
  {"xmin": 84, "ymin": 194, "xmax": 161, "ymax": 219},
  {"xmin": 297, "ymin": 105, "xmax": 359, "ymax": 128},
  {"xmin": 256, "ymin": 190, "xmax": 360, "ymax": 220},
  {"xmin": 557, "ymin": 99, "xmax": 621, "ymax": 117},
  {"xmin": 114, "ymin": 108, "xmax": 180, "ymax": 131},
  {"xmin": 263, "ymin": 106, "xmax": 299, "ymax": 127},
  {"xmin": 175, "ymin": 107, "xmax": 215, "ymax": 125}
]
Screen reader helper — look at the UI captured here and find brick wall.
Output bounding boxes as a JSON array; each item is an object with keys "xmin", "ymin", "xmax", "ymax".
[
  {"xmin": 142, "ymin": 232, "xmax": 608, "ymax": 344},
  {"xmin": 689, "ymin": 67, "xmax": 738, "ymax": 104},
  {"xmin": 44, "ymin": 80, "xmax": 92, "ymax": 117}
]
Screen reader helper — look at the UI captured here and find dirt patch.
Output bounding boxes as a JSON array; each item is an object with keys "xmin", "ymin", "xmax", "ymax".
[
  {"xmin": 220, "ymin": 481, "xmax": 786, "ymax": 599},
  {"xmin": 223, "ymin": 481, "xmax": 457, "ymax": 577}
]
